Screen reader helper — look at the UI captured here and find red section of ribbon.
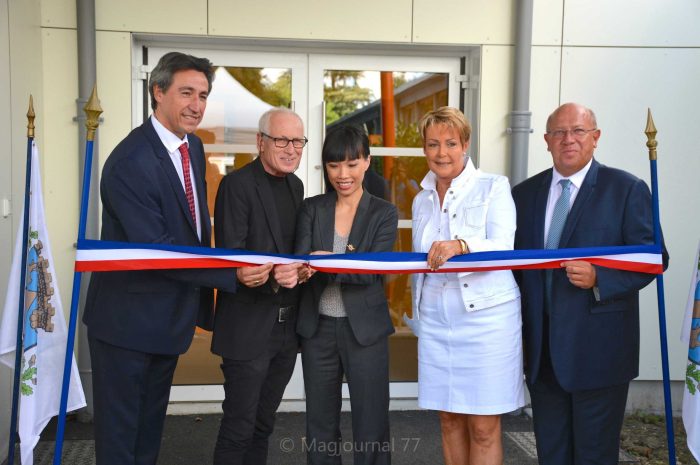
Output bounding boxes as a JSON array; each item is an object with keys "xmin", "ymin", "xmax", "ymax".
[{"xmin": 74, "ymin": 258, "xmax": 246, "ymax": 272}]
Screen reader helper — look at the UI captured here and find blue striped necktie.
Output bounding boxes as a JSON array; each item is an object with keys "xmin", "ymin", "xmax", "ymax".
[
  {"xmin": 545, "ymin": 179, "xmax": 571, "ymax": 312},
  {"xmin": 546, "ymin": 179, "xmax": 572, "ymax": 249}
]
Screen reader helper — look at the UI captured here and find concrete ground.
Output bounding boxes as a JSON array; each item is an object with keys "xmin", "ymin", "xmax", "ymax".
[{"xmin": 12, "ymin": 409, "xmax": 642, "ymax": 465}]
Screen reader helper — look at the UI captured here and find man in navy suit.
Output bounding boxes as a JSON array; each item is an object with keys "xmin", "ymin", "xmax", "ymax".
[
  {"xmin": 83, "ymin": 52, "xmax": 236, "ymax": 465},
  {"xmin": 512, "ymin": 103, "xmax": 668, "ymax": 465}
]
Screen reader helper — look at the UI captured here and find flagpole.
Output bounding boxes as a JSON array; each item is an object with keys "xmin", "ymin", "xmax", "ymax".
[
  {"xmin": 645, "ymin": 109, "xmax": 677, "ymax": 465},
  {"xmin": 53, "ymin": 86, "xmax": 102, "ymax": 465},
  {"xmin": 7, "ymin": 95, "xmax": 36, "ymax": 465}
]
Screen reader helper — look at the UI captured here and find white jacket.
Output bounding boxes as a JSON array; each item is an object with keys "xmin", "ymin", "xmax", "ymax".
[{"xmin": 404, "ymin": 158, "xmax": 520, "ymax": 332}]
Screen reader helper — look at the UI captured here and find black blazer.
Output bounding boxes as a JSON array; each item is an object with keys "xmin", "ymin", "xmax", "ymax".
[
  {"xmin": 512, "ymin": 159, "xmax": 669, "ymax": 391},
  {"xmin": 83, "ymin": 119, "xmax": 236, "ymax": 355},
  {"xmin": 211, "ymin": 157, "xmax": 304, "ymax": 360},
  {"xmin": 295, "ymin": 190, "xmax": 398, "ymax": 346}
]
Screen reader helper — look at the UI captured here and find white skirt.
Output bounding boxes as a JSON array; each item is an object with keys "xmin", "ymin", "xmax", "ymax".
[{"xmin": 417, "ymin": 279, "xmax": 525, "ymax": 415}]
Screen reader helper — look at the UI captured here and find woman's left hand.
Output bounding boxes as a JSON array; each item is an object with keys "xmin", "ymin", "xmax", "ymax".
[
  {"xmin": 427, "ymin": 240, "xmax": 463, "ymax": 271},
  {"xmin": 298, "ymin": 251, "xmax": 331, "ymax": 282}
]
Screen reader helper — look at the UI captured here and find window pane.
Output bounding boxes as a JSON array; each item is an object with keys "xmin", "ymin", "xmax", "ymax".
[
  {"xmin": 325, "ymin": 70, "xmax": 448, "ymax": 148},
  {"xmin": 199, "ymin": 66, "xmax": 291, "ymax": 145}
]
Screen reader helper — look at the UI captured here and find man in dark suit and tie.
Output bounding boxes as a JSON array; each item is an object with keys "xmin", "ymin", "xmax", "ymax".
[
  {"xmin": 512, "ymin": 102, "xmax": 668, "ymax": 465},
  {"xmin": 83, "ymin": 52, "xmax": 237, "ymax": 465},
  {"xmin": 211, "ymin": 108, "xmax": 306, "ymax": 464}
]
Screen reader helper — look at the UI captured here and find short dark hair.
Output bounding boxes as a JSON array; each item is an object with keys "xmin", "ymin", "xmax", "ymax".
[
  {"xmin": 149, "ymin": 52, "xmax": 214, "ymax": 111},
  {"xmin": 322, "ymin": 125, "xmax": 370, "ymax": 164}
]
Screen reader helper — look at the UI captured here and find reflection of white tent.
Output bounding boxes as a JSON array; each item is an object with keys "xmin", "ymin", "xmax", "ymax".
[{"xmin": 200, "ymin": 67, "xmax": 274, "ymax": 141}]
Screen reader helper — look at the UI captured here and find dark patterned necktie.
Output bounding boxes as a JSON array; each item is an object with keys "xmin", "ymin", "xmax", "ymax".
[{"xmin": 178, "ymin": 143, "xmax": 197, "ymax": 227}]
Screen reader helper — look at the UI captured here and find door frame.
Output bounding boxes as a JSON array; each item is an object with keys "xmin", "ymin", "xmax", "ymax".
[{"xmin": 132, "ymin": 39, "xmax": 480, "ymax": 406}]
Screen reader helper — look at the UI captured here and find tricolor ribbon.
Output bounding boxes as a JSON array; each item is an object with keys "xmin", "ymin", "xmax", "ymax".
[{"xmin": 75, "ymin": 239, "xmax": 664, "ymax": 275}]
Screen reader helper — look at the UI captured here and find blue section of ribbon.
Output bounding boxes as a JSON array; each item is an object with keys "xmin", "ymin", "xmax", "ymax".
[{"xmin": 78, "ymin": 239, "xmax": 661, "ymax": 263}]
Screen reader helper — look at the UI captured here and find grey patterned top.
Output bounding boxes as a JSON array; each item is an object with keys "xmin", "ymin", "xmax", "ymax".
[{"xmin": 319, "ymin": 231, "xmax": 349, "ymax": 317}]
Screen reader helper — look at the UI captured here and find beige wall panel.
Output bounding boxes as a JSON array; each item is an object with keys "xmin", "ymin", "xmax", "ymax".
[
  {"xmin": 1, "ymin": 0, "xmax": 13, "ymax": 311},
  {"xmin": 477, "ymin": 45, "xmax": 512, "ymax": 176},
  {"xmin": 563, "ymin": 0, "xmax": 700, "ymax": 46},
  {"xmin": 41, "ymin": 28, "xmax": 78, "ymax": 320},
  {"xmin": 96, "ymin": 0, "xmax": 207, "ymax": 34},
  {"xmin": 209, "ymin": 0, "xmax": 412, "ymax": 42},
  {"xmin": 9, "ymin": 1, "xmax": 43, "ymax": 230},
  {"xmin": 526, "ymin": 46, "xmax": 561, "ymax": 176},
  {"xmin": 413, "ymin": 0, "xmax": 514, "ymax": 45},
  {"xmin": 96, "ymin": 31, "xmax": 132, "ymax": 172},
  {"xmin": 532, "ymin": 0, "xmax": 562, "ymax": 46},
  {"xmin": 8, "ymin": 0, "xmax": 44, "ymax": 305},
  {"xmin": 1, "ymin": 1, "xmax": 12, "ymax": 457},
  {"xmin": 40, "ymin": 0, "xmax": 75, "ymax": 28},
  {"xmin": 560, "ymin": 47, "xmax": 700, "ymax": 380}
]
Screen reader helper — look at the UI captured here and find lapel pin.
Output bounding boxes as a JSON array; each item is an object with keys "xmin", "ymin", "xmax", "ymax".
[{"xmin": 347, "ymin": 244, "xmax": 355, "ymax": 252}]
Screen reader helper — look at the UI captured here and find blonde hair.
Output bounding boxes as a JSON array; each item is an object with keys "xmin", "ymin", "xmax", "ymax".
[{"xmin": 419, "ymin": 106, "xmax": 472, "ymax": 144}]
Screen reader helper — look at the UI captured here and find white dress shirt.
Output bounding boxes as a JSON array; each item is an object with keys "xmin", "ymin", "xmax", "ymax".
[{"xmin": 151, "ymin": 115, "xmax": 202, "ymax": 240}]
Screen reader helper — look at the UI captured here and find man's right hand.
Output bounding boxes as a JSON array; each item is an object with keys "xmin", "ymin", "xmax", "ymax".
[{"xmin": 236, "ymin": 263, "xmax": 274, "ymax": 288}]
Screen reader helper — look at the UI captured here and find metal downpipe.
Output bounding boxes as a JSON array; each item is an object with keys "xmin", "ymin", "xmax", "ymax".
[{"xmin": 508, "ymin": 0, "xmax": 534, "ymax": 186}]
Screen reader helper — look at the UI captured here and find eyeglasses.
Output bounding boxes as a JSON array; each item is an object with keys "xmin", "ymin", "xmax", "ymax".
[
  {"xmin": 261, "ymin": 132, "xmax": 308, "ymax": 149},
  {"xmin": 546, "ymin": 128, "xmax": 598, "ymax": 139}
]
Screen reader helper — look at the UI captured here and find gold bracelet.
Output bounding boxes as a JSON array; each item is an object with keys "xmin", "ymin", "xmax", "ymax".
[{"xmin": 458, "ymin": 238, "xmax": 468, "ymax": 254}]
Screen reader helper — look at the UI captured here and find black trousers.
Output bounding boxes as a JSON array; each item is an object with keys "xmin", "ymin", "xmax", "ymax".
[
  {"xmin": 213, "ymin": 316, "xmax": 298, "ymax": 465},
  {"xmin": 528, "ymin": 315, "xmax": 629, "ymax": 465},
  {"xmin": 301, "ymin": 316, "xmax": 391, "ymax": 465},
  {"xmin": 89, "ymin": 335, "xmax": 179, "ymax": 465}
]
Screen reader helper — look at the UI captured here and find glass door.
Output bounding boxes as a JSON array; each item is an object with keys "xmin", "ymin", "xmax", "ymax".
[
  {"xmin": 138, "ymin": 46, "xmax": 470, "ymax": 403},
  {"xmin": 308, "ymin": 54, "xmax": 462, "ymax": 396}
]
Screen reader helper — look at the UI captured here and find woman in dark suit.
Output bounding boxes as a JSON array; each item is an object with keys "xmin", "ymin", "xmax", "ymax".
[{"xmin": 295, "ymin": 125, "xmax": 398, "ymax": 465}]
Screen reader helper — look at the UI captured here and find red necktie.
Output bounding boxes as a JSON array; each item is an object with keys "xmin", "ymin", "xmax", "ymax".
[{"xmin": 178, "ymin": 143, "xmax": 197, "ymax": 227}]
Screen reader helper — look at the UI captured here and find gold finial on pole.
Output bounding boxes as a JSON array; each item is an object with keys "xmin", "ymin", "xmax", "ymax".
[
  {"xmin": 27, "ymin": 95, "xmax": 35, "ymax": 138},
  {"xmin": 645, "ymin": 108, "xmax": 657, "ymax": 161},
  {"xmin": 84, "ymin": 85, "xmax": 103, "ymax": 141}
]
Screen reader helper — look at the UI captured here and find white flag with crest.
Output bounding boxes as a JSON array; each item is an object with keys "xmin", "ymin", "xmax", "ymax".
[
  {"xmin": 0, "ymin": 141, "xmax": 86, "ymax": 464},
  {"xmin": 681, "ymin": 240, "xmax": 700, "ymax": 462}
]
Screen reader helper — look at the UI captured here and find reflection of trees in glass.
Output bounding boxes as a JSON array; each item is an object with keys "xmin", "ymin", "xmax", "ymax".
[
  {"xmin": 268, "ymin": 70, "xmax": 291, "ymax": 106},
  {"xmin": 324, "ymin": 70, "xmax": 373, "ymax": 125},
  {"xmin": 393, "ymin": 72, "xmax": 408, "ymax": 89},
  {"xmin": 396, "ymin": 121, "xmax": 422, "ymax": 148},
  {"xmin": 226, "ymin": 67, "xmax": 291, "ymax": 107},
  {"xmin": 366, "ymin": 122, "xmax": 421, "ymax": 149}
]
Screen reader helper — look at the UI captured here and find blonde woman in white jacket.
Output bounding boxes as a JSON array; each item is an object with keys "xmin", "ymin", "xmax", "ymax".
[{"xmin": 404, "ymin": 107, "xmax": 524, "ymax": 465}]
